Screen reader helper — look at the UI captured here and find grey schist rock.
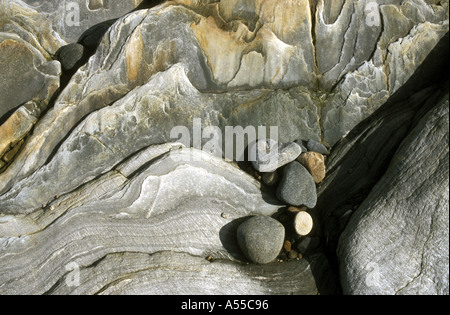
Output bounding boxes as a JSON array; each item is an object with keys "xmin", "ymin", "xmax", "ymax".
[
  {"xmin": 0, "ymin": 0, "xmax": 448, "ymax": 295},
  {"xmin": 338, "ymin": 96, "xmax": 449, "ymax": 295},
  {"xmin": 0, "ymin": 33, "xmax": 60, "ymax": 121},
  {"xmin": 0, "ymin": 147, "xmax": 323, "ymax": 295},
  {"xmin": 0, "ymin": 0, "xmax": 146, "ymax": 49},
  {"xmin": 314, "ymin": 31, "xmax": 449, "ymax": 294}
]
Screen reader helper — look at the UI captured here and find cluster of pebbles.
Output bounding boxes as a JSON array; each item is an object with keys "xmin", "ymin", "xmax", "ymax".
[{"xmin": 236, "ymin": 139, "xmax": 328, "ymax": 264}]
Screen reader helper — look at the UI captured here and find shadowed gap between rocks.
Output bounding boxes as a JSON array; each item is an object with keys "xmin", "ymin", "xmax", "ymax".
[
  {"xmin": 315, "ymin": 32, "xmax": 449, "ymax": 292},
  {"xmin": 0, "ymin": 85, "xmax": 63, "ymax": 175},
  {"xmin": 219, "ymin": 216, "xmax": 259, "ymax": 263}
]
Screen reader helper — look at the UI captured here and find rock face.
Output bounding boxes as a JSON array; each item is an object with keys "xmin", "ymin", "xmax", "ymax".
[
  {"xmin": 314, "ymin": 29, "xmax": 449, "ymax": 295},
  {"xmin": 0, "ymin": 0, "xmax": 449, "ymax": 295},
  {"xmin": 338, "ymin": 97, "xmax": 449, "ymax": 295},
  {"xmin": 0, "ymin": 0, "xmax": 146, "ymax": 52},
  {"xmin": 0, "ymin": 33, "xmax": 60, "ymax": 120},
  {"xmin": 306, "ymin": 140, "xmax": 329, "ymax": 155},
  {"xmin": 0, "ymin": 147, "xmax": 288, "ymax": 294}
]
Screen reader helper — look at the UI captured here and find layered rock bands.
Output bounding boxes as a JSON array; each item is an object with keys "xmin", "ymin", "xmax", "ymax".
[{"xmin": 0, "ymin": 0, "xmax": 448, "ymax": 295}]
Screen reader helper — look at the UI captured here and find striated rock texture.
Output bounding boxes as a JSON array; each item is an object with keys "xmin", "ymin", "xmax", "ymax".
[
  {"xmin": 0, "ymin": 0, "xmax": 449, "ymax": 295},
  {"xmin": 0, "ymin": 146, "xmax": 330, "ymax": 295},
  {"xmin": 0, "ymin": 147, "xmax": 291, "ymax": 294},
  {"xmin": 338, "ymin": 96, "xmax": 449, "ymax": 295},
  {"xmin": 314, "ymin": 30, "xmax": 449, "ymax": 295}
]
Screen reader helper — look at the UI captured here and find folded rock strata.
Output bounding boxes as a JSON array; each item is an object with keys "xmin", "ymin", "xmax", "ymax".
[
  {"xmin": 0, "ymin": 0, "xmax": 146, "ymax": 53},
  {"xmin": 0, "ymin": 0, "xmax": 449, "ymax": 295},
  {"xmin": 0, "ymin": 147, "xmax": 295, "ymax": 294},
  {"xmin": 1, "ymin": 0, "xmax": 448, "ymax": 200},
  {"xmin": 50, "ymin": 251, "xmax": 321, "ymax": 295}
]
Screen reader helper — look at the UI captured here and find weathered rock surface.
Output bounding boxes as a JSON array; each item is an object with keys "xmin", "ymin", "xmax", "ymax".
[
  {"xmin": 0, "ymin": 0, "xmax": 146, "ymax": 52},
  {"xmin": 61, "ymin": 251, "xmax": 323, "ymax": 295},
  {"xmin": 1, "ymin": 0, "xmax": 446, "ymax": 154},
  {"xmin": 0, "ymin": 147, "xmax": 334, "ymax": 295},
  {"xmin": 0, "ymin": 104, "xmax": 37, "ymax": 159},
  {"xmin": 315, "ymin": 31, "xmax": 449, "ymax": 293},
  {"xmin": 0, "ymin": 33, "xmax": 60, "ymax": 121},
  {"xmin": 0, "ymin": 0, "xmax": 448, "ymax": 295},
  {"xmin": 0, "ymin": 147, "xmax": 294, "ymax": 294},
  {"xmin": 338, "ymin": 96, "xmax": 449, "ymax": 295}
]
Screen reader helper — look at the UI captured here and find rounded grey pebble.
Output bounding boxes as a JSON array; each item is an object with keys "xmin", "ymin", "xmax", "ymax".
[
  {"xmin": 237, "ymin": 216, "xmax": 285, "ymax": 264},
  {"xmin": 306, "ymin": 139, "xmax": 329, "ymax": 155},
  {"xmin": 276, "ymin": 161, "xmax": 317, "ymax": 208},
  {"xmin": 55, "ymin": 43, "xmax": 86, "ymax": 72}
]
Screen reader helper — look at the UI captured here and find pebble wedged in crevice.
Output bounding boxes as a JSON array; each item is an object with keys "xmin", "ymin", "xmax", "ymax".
[
  {"xmin": 306, "ymin": 139, "xmax": 329, "ymax": 155},
  {"xmin": 298, "ymin": 152, "xmax": 326, "ymax": 184},
  {"xmin": 276, "ymin": 161, "xmax": 317, "ymax": 209},
  {"xmin": 251, "ymin": 139, "xmax": 303, "ymax": 173}
]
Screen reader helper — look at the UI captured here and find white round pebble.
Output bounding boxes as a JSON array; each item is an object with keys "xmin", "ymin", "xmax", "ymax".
[{"xmin": 294, "ymin": 211, "xmax": 313, "ymax": 236}]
